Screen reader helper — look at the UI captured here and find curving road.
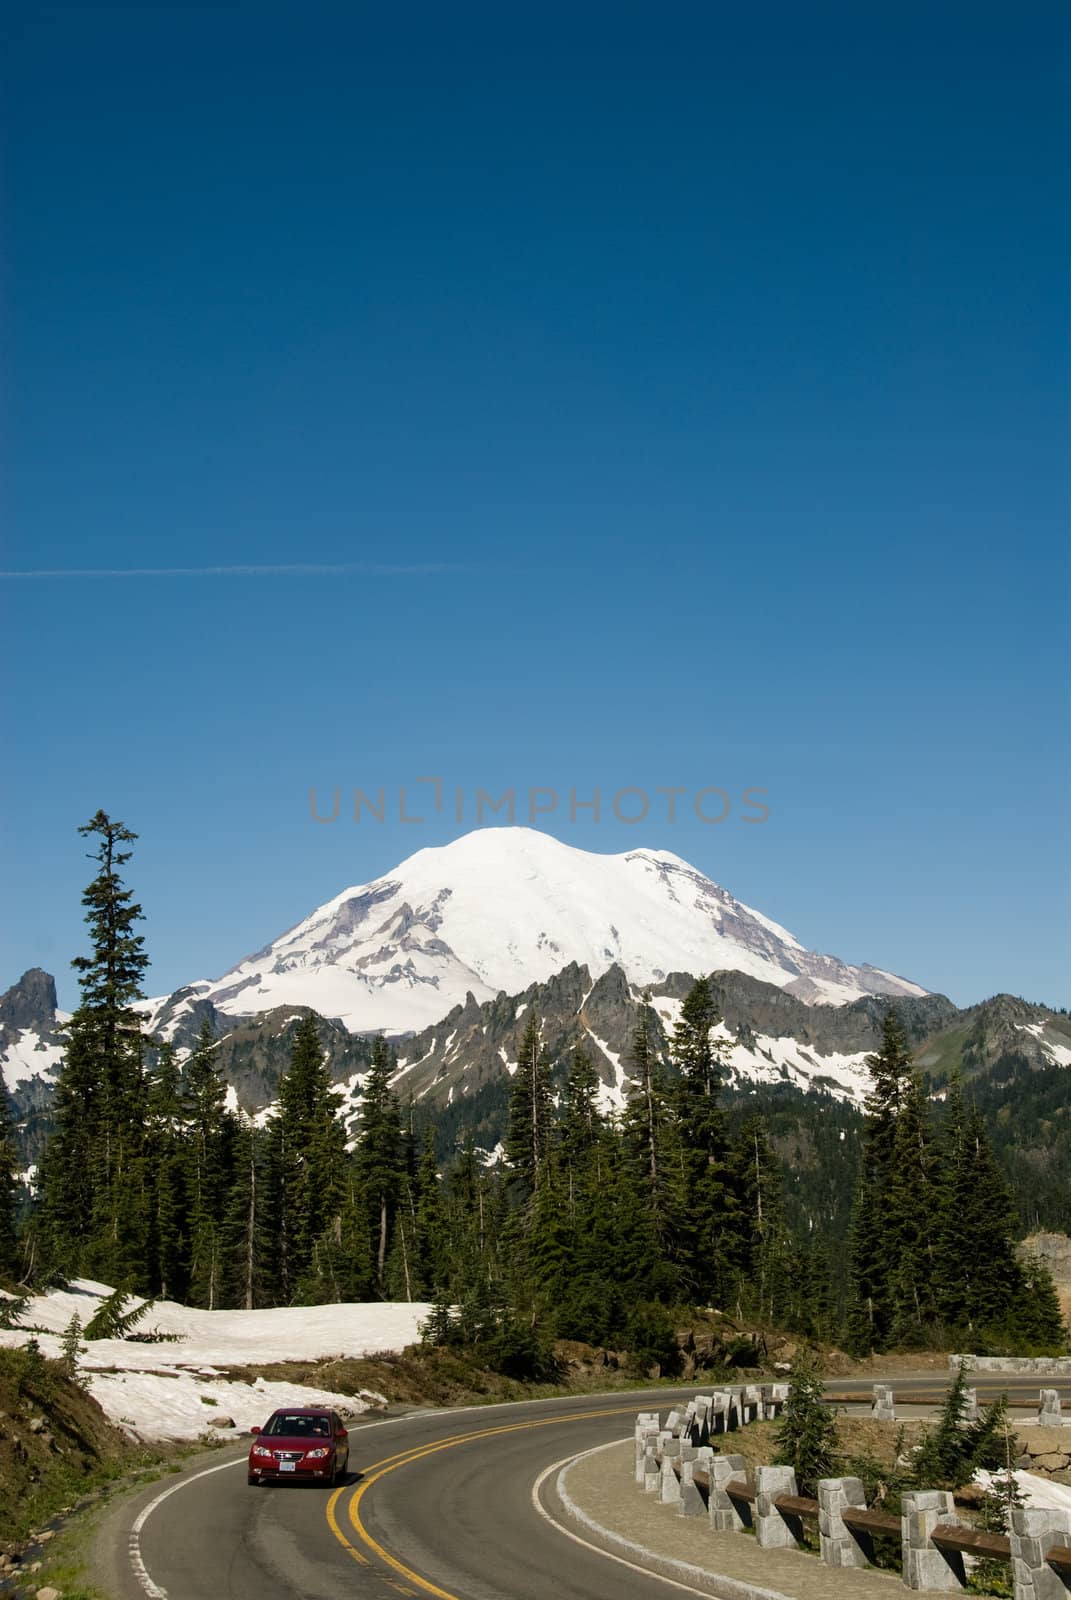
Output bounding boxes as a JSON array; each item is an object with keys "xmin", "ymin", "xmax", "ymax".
[{"xmin": 94, "ymin": 1377, "xmax": 1051, "ymax": 1600}]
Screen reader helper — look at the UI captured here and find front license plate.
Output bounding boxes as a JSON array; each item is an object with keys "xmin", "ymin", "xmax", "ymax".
[{"xmin": 279, "ymin": 1462, "xmax": 296, "ymax": 1472}]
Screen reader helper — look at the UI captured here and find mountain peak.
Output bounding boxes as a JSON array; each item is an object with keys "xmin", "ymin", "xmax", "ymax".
[{"xmin": 144, "ymin": 826, "xmax": 927, "ymax": 1036}]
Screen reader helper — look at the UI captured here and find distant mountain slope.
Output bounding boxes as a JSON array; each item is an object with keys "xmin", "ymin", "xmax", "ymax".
[{"xmin": 142, "ymin": 827, "xmax": 928, "ymax": 1036}]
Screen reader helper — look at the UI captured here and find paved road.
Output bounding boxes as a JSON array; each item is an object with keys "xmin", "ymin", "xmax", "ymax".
[{"xmin": 95, "ymin": 1375, "xmax": 1063, "ymax": 1600}]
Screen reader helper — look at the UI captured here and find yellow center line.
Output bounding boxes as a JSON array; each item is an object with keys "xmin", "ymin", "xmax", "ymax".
[{"xmin": 325, "ymin": 1405, "xmax": 640, "ymax": 1600}]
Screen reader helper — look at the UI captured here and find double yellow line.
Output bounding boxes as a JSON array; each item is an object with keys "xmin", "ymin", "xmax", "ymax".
[{"xmin": 325, "ymin": 1405, "xmax": 637, "ymax": 1600}]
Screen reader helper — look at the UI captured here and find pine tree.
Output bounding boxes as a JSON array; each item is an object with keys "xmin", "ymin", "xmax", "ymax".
[
  {"xmin": 40, "ymin": 812, "xmax": 152, "ymax": 1287},
  {"xmin": 220, "ymin": 1116, "xmax": 274, "ymax": 1309},
  {"xmin": 144, "ymin": 1043, "xmax": 187, "ymax": 1302},
  {"xmin": 505, "ymin": 1014, "xmax": 554, "ymax": 1199},
  {"xmin": 182, "ymin": 1021, "xmax": 235, "ymax": 1309},
  {"xmin": 732, "ymin": 1114, "xmax": 789, "ymax": 1324},
  {"xmin": 267, "ymin": 1015, "xmax": 349, "ymax": 1303},
  {"xmin": 413, "ymin": 1127, "xmax": 449, "ymax": 1296},
  {"xmin": 884, "ymin": 1072, "xmax": 938, "ymax": 1344},
  {"xmin": 353, "ymin": 1037, "xmax": 404, "ymax": 1295},
  {"xmin": 774, "ymin": 1352, "xmax": 840, "ymax": 1494},
  {"xmin": 621, "ymin": 993, "xmax": 678, "ymax": 1253},
  {"xmin": 935, "ymin": 1079, "xmax": 1023, "ymax": 1340},
  {"xmin": 0, "ymin": 1081, "xmax": 19, "ymax": 1276},
  {"xmin": 671, "ymin": 977, "xmax": 735, "ymax": 1302},
  {"xmin": 846, "ymin": 1008, "xmax": 922, "ymax": 1351}
]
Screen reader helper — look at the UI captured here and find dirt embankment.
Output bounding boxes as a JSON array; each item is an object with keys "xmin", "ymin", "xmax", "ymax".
[{"xmin": 0, "ymin": 1346, "xmax": 159, "ymax": 1552}]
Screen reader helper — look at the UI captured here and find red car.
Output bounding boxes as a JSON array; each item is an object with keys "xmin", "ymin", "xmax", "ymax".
[{"xmin": 247, "ymin": 1407, "xmax": 350, "ymax": 1486}]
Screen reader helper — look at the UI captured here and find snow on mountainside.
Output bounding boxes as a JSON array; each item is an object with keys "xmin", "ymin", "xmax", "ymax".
[{"xmin": 148, "ymin": 828, "xmax": 927, "ymax": 1035}]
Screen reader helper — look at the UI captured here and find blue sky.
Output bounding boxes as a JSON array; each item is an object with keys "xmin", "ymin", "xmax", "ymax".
[{"xmin": 2, "ymin": 1, "xmax": 1068, "ymax": 1010}]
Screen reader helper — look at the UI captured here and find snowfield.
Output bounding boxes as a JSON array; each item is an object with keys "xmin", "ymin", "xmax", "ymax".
[{"xmin": 0, "ymin": 1280, "xmax": 431, "ymax": 1440}]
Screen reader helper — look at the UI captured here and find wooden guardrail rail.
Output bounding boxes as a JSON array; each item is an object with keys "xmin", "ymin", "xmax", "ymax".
[
  {"xmin": 840, "ymin": 1505, "xmax": 902, "ymax": 1538},
  {"xmin": 930, "ymin": 1524, "xmax": 1011, "ymax": 1560},
  {"xmin": 1047, "ymin": 1545, "xmax": 1071, "ymax": 1576}
]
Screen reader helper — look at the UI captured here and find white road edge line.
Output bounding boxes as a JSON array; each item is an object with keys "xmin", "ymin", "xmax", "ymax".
[
  {"xmin": 531, "ymin": 1439, "xmax": 793, "ymax": 1600},
  {"xmin": 126, "ymin": 1411, "xmax": 419, "ymax": 1600}
]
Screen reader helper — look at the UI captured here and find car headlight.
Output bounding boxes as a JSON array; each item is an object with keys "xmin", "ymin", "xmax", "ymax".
[
  {"xmin": 252, "ymin": 1446, "xmax": 274, "ymax": 1458},
  {"xmin": 305, "ymin": 1447, "xmax": 330, "ymax": 1459}
]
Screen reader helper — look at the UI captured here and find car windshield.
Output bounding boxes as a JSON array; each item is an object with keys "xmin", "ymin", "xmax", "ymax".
[{"xmin": 264, "ymin": 1414, "xmax": 330, "ymax": 1437}]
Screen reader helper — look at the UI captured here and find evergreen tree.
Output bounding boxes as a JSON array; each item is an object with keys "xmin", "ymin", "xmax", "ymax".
[
  {"xmin": 935, "ymin": 1080, "xmax": 1022, "ymax": 1339},
  {"xmin": 0, "ymin": 1082, "xmax": 19, "ymax": 1276},
  {"xmin": 144, "ymin": 1043, "xmax": 187, "ymax": 1302},
  {"xmin": 353, "ymin": 1037, "xmax": 404, "ymax": 1295},
  {"xmin": 221, "ymin": 1116, "xmax": 274, "ymax": 1309},
  {"xmin": 621, "ymin": 993, "xmax": 678, "ymax": 1253},
  {"xmin": 412, "ymin": 1128, "xmax": 449, "ymax": 1296},
  {"xmin": 774, "ymin": 1352, "xmax": 840, "ymax": 1494},
  {"xmin": 884, "ymin": 1072, "xmax": 938, "ymax": 1344},
  {"xmin": 182, "ymin": 1021, "xmax": 235, "ymax": 1309},
  {"xmin": 847, "ymin": 1008, "xmax": 925, "ymax": 1351},
  {"xmin": 732, "ymin": 1114, "xmax": 790, "ymax": 1324},
  {"xmin": 266, "ymin": 1015, "xmax": 349, "ymax": 1303},
  {"xmin": 40, "ymin": 812, "xmax": 151, "ymax": 1288},
  {"xmin": 505, "ymin": 1014, "xmax": 554, "ymax": 1198},
  {"xmin": 671, "ymin": 977, "xmax": 736, "ymax": 1302}
]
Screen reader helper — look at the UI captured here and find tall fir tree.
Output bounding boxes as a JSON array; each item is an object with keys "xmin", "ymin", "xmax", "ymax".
[
  {"xmin": 505, "ymin": 1014, "xmax": 554, "ymax": 1199},
  {"xmin": 621, "ymin": 992, "xmax": 678, "ymax": 1256},
  {"xmin": 40, "ymin": 812, "xmax": 151, "ymax": 1288},
  {"xmin": 0, "ymin": 1081, "xmax": 19, "ymax": 1276},
  {"xmin": 846, "ymin": 1007, "xmax": 916, "ymax": 1351},
  {"xmin": 266, "ymin": 1015, "xmax": 349, "ymax": 1303},
  {"xmin": 144, "ymin": 1043, "xmax": 187, "ymax": 1301},
  {"xmin": 353, "ymin": 1037, "xmax": 405, "ymax": 1295},
  {"xmin": 670, "ymin": 976, "xmax": 736, "ymax": 1302},
  {"xmin": 182, "ymin": 1020, "xmax": 235, "ymax": 1309}
]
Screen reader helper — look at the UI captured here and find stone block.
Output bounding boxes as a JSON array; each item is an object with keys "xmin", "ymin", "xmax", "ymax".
[
  {"xmin": 901, "ymin": 1490, "xmax": 965, "ymax": 1591},
  {"xmin": 1010, "ymin": 1505, "xmax": 1071, "ymax": 1600},
  {"xmin": 754, "ymin": 1465, "xmax": 801, "ymax": 1550},
  {"xmin": 1039, "ymin": 1389, "xmax": 1064, "ymax": 1427},
  {"xmin": 817, "ymin": 1476, "xmax": 870, "ymax": 1569},
  {"xmin": 708, "ymin": 1453, "xmax": 749, "ymax": 1532},
  {"xmin": 659, "ymin": 1455, "xmax": 682, "ymax": 1505},
  {"xmin": 872, "ymin": 1382, "xmax": 895, "ymax": 1422}
]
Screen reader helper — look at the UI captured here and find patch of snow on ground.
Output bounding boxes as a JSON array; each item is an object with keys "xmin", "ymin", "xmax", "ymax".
[
  {"xmin": 0, "ymin": 1280, "xmax": 431, "ymax": 1439},
  {"xmin": 85, "ymin": 1369, "xmax": 380, "ymax": 1441},
  {"xmin": 975, "ymin": 1470, "xmax": 1071, "ymax": 1517}
]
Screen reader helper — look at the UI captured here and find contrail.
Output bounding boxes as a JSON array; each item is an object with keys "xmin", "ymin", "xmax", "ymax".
[{"xmin": 0, "ymin": 562, "xmax": 460, "ymax": 579}]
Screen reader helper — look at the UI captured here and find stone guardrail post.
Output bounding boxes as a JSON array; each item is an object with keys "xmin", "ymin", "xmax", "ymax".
[
  {"xmin": 1039, "ymin": 1389, "xmax": 1063, "ymax": 1427},
  {"xmin": 678, "ymin": 1453, "xmax": 708, "ymax": 1518},
  {"xmin": 634, "ymin": 1415, "xmax": 659, "ymax": 1484},
  {"xmin": 659, "ymin": 1453, "xmax": 683, "ymax": 1505},
  {"xmin": 708, "ymin": 1454, "xmax": 749, "ymax": 1531},
  {"xmin": 817, "ymin": 1476, "xmax": 871, "ymax": 1568},
  {"xmin": 963, "ymin": 1386, "xmax": 979, "ymax": 1423},
  {"xmin": 1009, "ymin": 1504, "xmax": 1071, "ymax": 1600},
  {"xmin": 642, "ymin": 1441, "xmax": 661, "ymax": 1492},
  {"xmin": 741, "ymin": 1384, "xmax": 763, "ymax": 1423},
  {"xmin": 872, "ymin": 1382, "xmax": 896, "ymax": 1421},
  {"xmin": 901, "ymin": 1491, "xmax": 965, "ymax": 1591},
  {"xmin": 763, "ymin": 1382, "xmax": 789, "ymax": 1419},
  {"xmin": 754, "ymin": 1465, "xmax": 801, "ymax": 1549}
]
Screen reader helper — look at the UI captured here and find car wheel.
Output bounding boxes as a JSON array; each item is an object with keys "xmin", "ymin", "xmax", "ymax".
[{"xmin": 247, "ymin": 1474, "xmax": 257, "ymax": 1486}]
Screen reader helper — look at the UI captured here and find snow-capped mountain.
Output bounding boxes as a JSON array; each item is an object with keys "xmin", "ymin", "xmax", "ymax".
[{"xmin": 151, "ymin": 827, "xmax": 927, "ymax": 1036}]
